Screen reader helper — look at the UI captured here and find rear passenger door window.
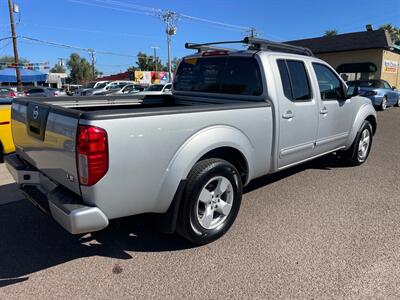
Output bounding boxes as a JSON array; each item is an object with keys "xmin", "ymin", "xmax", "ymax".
[
  {"xmin": 312, "ymin": 63, "xmax": 343, "ymax": 100},
  {"xmin": 277, "ymin": 59, "xmax": 312, "ymax": 101}
]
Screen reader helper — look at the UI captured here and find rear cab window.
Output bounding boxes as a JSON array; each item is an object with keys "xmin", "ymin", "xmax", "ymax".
[
  {"xmin": 174, "ymin": 56, "xmax": 263, "ymax": 97},
  {"xmin": 277, "ymin": 59, "xmax": 312, "ymax": 101}
]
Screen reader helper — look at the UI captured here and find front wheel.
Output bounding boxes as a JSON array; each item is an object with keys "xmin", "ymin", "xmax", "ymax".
[
  {"xmin": 395, "ymin": 96, "xmax": 400, "ymax": 107},
  {"xmin": 177, "ymin": 158, "xmax": 242, "ymax": 245},
  {"xmin": 342, "ymin": 120, "xmax": 373, "ymax": 166}
]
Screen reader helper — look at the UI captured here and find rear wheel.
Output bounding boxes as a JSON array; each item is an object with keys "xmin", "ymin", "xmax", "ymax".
[
  {"xmin": 177, "ymin": 158, "xmax": 242, "ymax": 245},
  {"xmin": 380, "ymin": 96, "xmax": 387, "ymax": 111},
  {"xmin": 342, "ymin": 120, "xmax": 373, "ymax": 166}
]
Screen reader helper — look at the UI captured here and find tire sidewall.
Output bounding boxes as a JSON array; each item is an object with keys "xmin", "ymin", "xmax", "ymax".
[
  {"xmin": 381, "ymin": 96, "xmax": 387, "ymax": 110},
  {"xmin": 183, "ymin": 160, "xmax": 242, "ymax": 244},
  {"xmin": 355, "ymin": 122, "xmax": 373, "ymax": 164}
]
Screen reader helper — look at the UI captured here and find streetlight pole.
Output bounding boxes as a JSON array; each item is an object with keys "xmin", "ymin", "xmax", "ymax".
[
  {"xmin": 89, "ymin": 49, "xmax": 96, "ymax": 80},
  {"xmin": 7, "ymin": 0, "xmax": 22, "ymax": 91},
  {"xmin": 167, "ymin": 29, "xmax": 171, "ymax": 80},
  {"xmin": 151, "ymin": 46, "xmax": 159, "ymax": 72}
]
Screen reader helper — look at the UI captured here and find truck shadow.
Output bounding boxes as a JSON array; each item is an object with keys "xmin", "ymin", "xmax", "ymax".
[
  {"xmin": 244, "ymin": 153, "xmax": 350, "ymax": 193},
  {"xmin": 0, "ymin": 153, "xmax": 349, "ymax": 288},
  {"xmin": 0, "ymin": 198, "xmax": 193, "ymax": 288}
]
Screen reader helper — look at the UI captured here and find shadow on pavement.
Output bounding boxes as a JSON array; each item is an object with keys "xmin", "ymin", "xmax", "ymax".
[
  {"xmin": 0, "ymin": 200, "xmax": 194, "ymax": 288},
  {"xmin": 0, "ymin": 183, "xmax": 24, "ymax": 206},
  {"xmin": 0, "ymin": 153, "xmax": 350, "ymax": 288},
  {"xmin": 244, "ymin": 153, "xmax": 351, "ymax": 193}
]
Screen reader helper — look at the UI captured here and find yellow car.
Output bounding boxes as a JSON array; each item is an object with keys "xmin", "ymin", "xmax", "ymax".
[{"xmin": 0, "ymin": 100, "xmax": 15, "ymax": 161}]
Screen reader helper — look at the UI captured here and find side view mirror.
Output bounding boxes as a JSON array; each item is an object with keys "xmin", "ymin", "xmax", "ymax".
[
  {"xmin": 346, "ymin": 85, "xmax": 360, "ymax": 99},
  {"xmin": 392, "ymin": 86, "xmax": 397, "ymax": 90}
]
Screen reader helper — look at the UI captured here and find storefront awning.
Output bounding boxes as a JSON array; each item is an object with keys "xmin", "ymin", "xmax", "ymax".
[
  {"xmin": 337, "ymin": 63, "xmax": 377, "ymax": 73},
  {"xmin": 0, "ymin": 68, "xmax": 47, "ymax": 82}
]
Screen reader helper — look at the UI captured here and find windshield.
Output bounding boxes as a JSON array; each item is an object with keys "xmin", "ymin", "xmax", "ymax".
[
  {"xmin": 96, "ymin": 82, "xmax": 108, "ymax": 89},
  {"xmin": 145, "ymin": 84, "xmax": 164, "ymax": 91},
  {"xmin": 174, "ymin": 56, "xmax": 263, "ymax": 96}
]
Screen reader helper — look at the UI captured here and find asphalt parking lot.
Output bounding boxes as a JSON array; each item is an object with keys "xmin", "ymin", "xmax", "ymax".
[{"xmin": 0, "ymin": 108, "xmax": 399, "ymax": 299}]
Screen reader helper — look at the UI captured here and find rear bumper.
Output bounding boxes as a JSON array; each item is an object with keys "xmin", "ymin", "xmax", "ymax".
[{"xmin": 5, "ymin": 153, "xmax": 109, "ymax": 234}]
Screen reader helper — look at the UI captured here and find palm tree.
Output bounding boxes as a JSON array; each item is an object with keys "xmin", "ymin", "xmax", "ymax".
[
  {"xmin": 380, "ymin": 24, "xmax": 400, "ymax": 44},
  {"xmin": 324, "ymin": 29, "xmax": 338, "ymax": 37}
]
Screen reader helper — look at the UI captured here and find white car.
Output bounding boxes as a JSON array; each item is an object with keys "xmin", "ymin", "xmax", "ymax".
[
  {"xmin": 90, "ymin": 81, "xmax": 134, "ymax": 96},
  {"xmin": 135, "ymin": 83, "xmax": 172, "ymax": 96},
  {"xmin": 75, "ymin": 81, "xmax": 110, "ymax": 96}
]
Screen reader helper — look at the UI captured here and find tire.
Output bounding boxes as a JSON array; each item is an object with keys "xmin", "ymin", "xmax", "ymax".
[
  {"xmin": 379, "ymin": 96, "xmax": 387, "ymax": 111},
  {"xmin": 342, "ymin": 120, "xmax": 373, "ymax": 166},
  {"xmin": 177, "ymin": 158, "xmax": 242, "ymax": 245},
  {"xmin": 395, "ymin": 96, "xmax": 400, "ymax": 107}
]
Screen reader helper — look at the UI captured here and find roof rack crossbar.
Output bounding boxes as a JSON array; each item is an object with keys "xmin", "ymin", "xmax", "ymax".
[
  {"xmin": 185, "ymin": 37, "xmax": 314, "ymax": 56},
  {"xmin": 185, "ymin": 41, "xmax": 242, "ymax": 53},
  {"xmin": 243, "ymin": 37, "xmax": 314, "ymax": 56}
]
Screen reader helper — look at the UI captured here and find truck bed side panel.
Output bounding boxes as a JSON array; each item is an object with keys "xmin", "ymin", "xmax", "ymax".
[{"xmin": 80, "ymin": 104, "xmax": 273, "ymax": 219}]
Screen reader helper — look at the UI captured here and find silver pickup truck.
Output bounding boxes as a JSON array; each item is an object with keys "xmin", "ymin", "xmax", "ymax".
[{"xmin": 6, "ymin": 38, "xmax": 377, "ymax": 244}]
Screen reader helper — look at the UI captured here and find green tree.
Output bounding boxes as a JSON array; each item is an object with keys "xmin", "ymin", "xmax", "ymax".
[
  {"xmin": 136, "ymin": 51, "xmax": 150, "ymax": 71},
  {"xmin": 380, "ymin": 24, "xmax": 400, "ymax": 44},
  {"xmin": 0, "ymin": 55, "xmax": 29, "ymax": 64},
  {"xmin": 324, "ymin": 29, "xmax": 338, "ymax": 37},
  {"xmin": 50, "ymin": 64, "xmax": 66, "ymax": 73},
  {"xmin": 66, "ymin": 53, "xmax": 97, "ymax": 83},
  {"xmin": 135, "ymin": 51, "xmax": 165, "ymax": 71},
  {"xmin": 171, "ymin": 57, "xmax": 181, "ymax": 72}
]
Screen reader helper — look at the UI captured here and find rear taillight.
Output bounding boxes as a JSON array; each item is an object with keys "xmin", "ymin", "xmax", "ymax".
[
  {"xmin": 9, "ymin": 91, "xmax": 16, "ymax": 98},
  {"xmin": 364, "ymin": 91, "xmax": 377, "ymax": 96},
  {"xmin": 53, "ymin": 91, "xmax": 59, "ymax": 96},
  {"xmin": 202, "ymin": 50, "xmax": 229, "ymax": 56},
  {"xmin": 76, "ymin": 125, "xmax": 108, "ymax": 186}
]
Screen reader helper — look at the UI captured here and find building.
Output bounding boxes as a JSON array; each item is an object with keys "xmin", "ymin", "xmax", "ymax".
[
  {"xmin": 288, "ymin": 29, "xmax": 400, "ymax": 87},
  {"xmin": 47, "ymin": 72, "xmax": 68, "ymax": 88}
]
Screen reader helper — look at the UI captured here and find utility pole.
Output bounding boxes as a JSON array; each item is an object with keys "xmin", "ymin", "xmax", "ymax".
[
  {"xmin": 151, "ymin": 46, "xmax": 159, "ymax": 72},
  {"xmin": 57, "ymin": 58, "xmax": 64, "ymax": 67},
  {"xmin": 159, "ymin": 11, "xmax": 178, "ymax": 82},
  {"xmin": 247, "ymin": 27, "xmax": 257, "ymax": 38},
  {"xmin": 7, "ymin": 0, "xmax": 22, "ymax": 91},
  {"xmin": 89, "ymin": 49, "xmax": 96, "ymax": 79}
]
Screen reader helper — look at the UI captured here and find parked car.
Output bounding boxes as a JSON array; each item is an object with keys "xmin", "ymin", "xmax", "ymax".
[
  {"xmin": 135, "ymin": 83, "xmax": 172, "ymax": 96},
  {"xmin": 113, "ymin": 84, "xmax": 143, "ymax": 95},
  {"xmin": 88, "ymin": 81, "xmax": 134, "ymax": 96},
  {"xmin": 0, "ymin": 98, "xmax": 15, "ymax": 162},
  {"xmin": 6, "ymin": 37, "xmax": 377, "ymax": 245},
  {"xmin": 95, "ymin": 83, "xmax": 141, "ymax": 96},
  {"xmin": 24, "ymin": 87, "xmax": 64, "ymax": 97},
  {"xmin": 0, "ymin": 87, "xmax": 17, "ymax": 99},
  {"xmin": 75, "ymin": 81, "xmax": 110, "ymax": 96},
  {"xmin": 347, "ymin": 79, "xmax": 399, "ymax": 110}
]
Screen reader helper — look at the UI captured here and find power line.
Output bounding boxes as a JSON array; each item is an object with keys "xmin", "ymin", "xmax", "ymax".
[
  {"xmin": 67, "ymin": 0, "xmax": 253, "ymax": 32},
  {"xmin": 18, "ymin": 36, "xmax": 165, "ymax": 60},
  {"xmin": 19, "ymin": 22, "xmax": 161, "ymax": 40}
]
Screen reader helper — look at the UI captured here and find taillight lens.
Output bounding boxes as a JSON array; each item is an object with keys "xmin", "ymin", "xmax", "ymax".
[
  {"xmin": 364, "ymin": 91, "xmax": 377, "ymax": 96},
  {"xmin": 53, "ymin": 92, "xmax": 59, "ymax": 96},
  {"xmin": 202, "ymin": 50, "xmax": 229, "ymax": 56},
  {"xmin": 9, "ymin": 91, "xmax": 16, "ymax": 98},
  {"xmin": 76, "ymin": 125, "xmax": 108, "ymax": 186}
]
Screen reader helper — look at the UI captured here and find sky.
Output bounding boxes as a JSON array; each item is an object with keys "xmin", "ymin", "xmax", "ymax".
[{"xmin": 0, "ymin": 0, "xmax": 399, "ymax": 75}]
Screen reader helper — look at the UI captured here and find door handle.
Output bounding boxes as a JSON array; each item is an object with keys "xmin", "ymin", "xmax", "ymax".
[
  {"xmin": 320, "ymin": 107, "xmax": 328, "ymax": 114},
  {"xmin": 282, "ymin": 111, "xmax": 294, "ymax": 119}
]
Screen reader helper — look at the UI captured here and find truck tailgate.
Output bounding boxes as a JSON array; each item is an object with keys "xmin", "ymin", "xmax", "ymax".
[{"xmin": 11, "ymin": 99, "xmax": 81, "ymax": 195}]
